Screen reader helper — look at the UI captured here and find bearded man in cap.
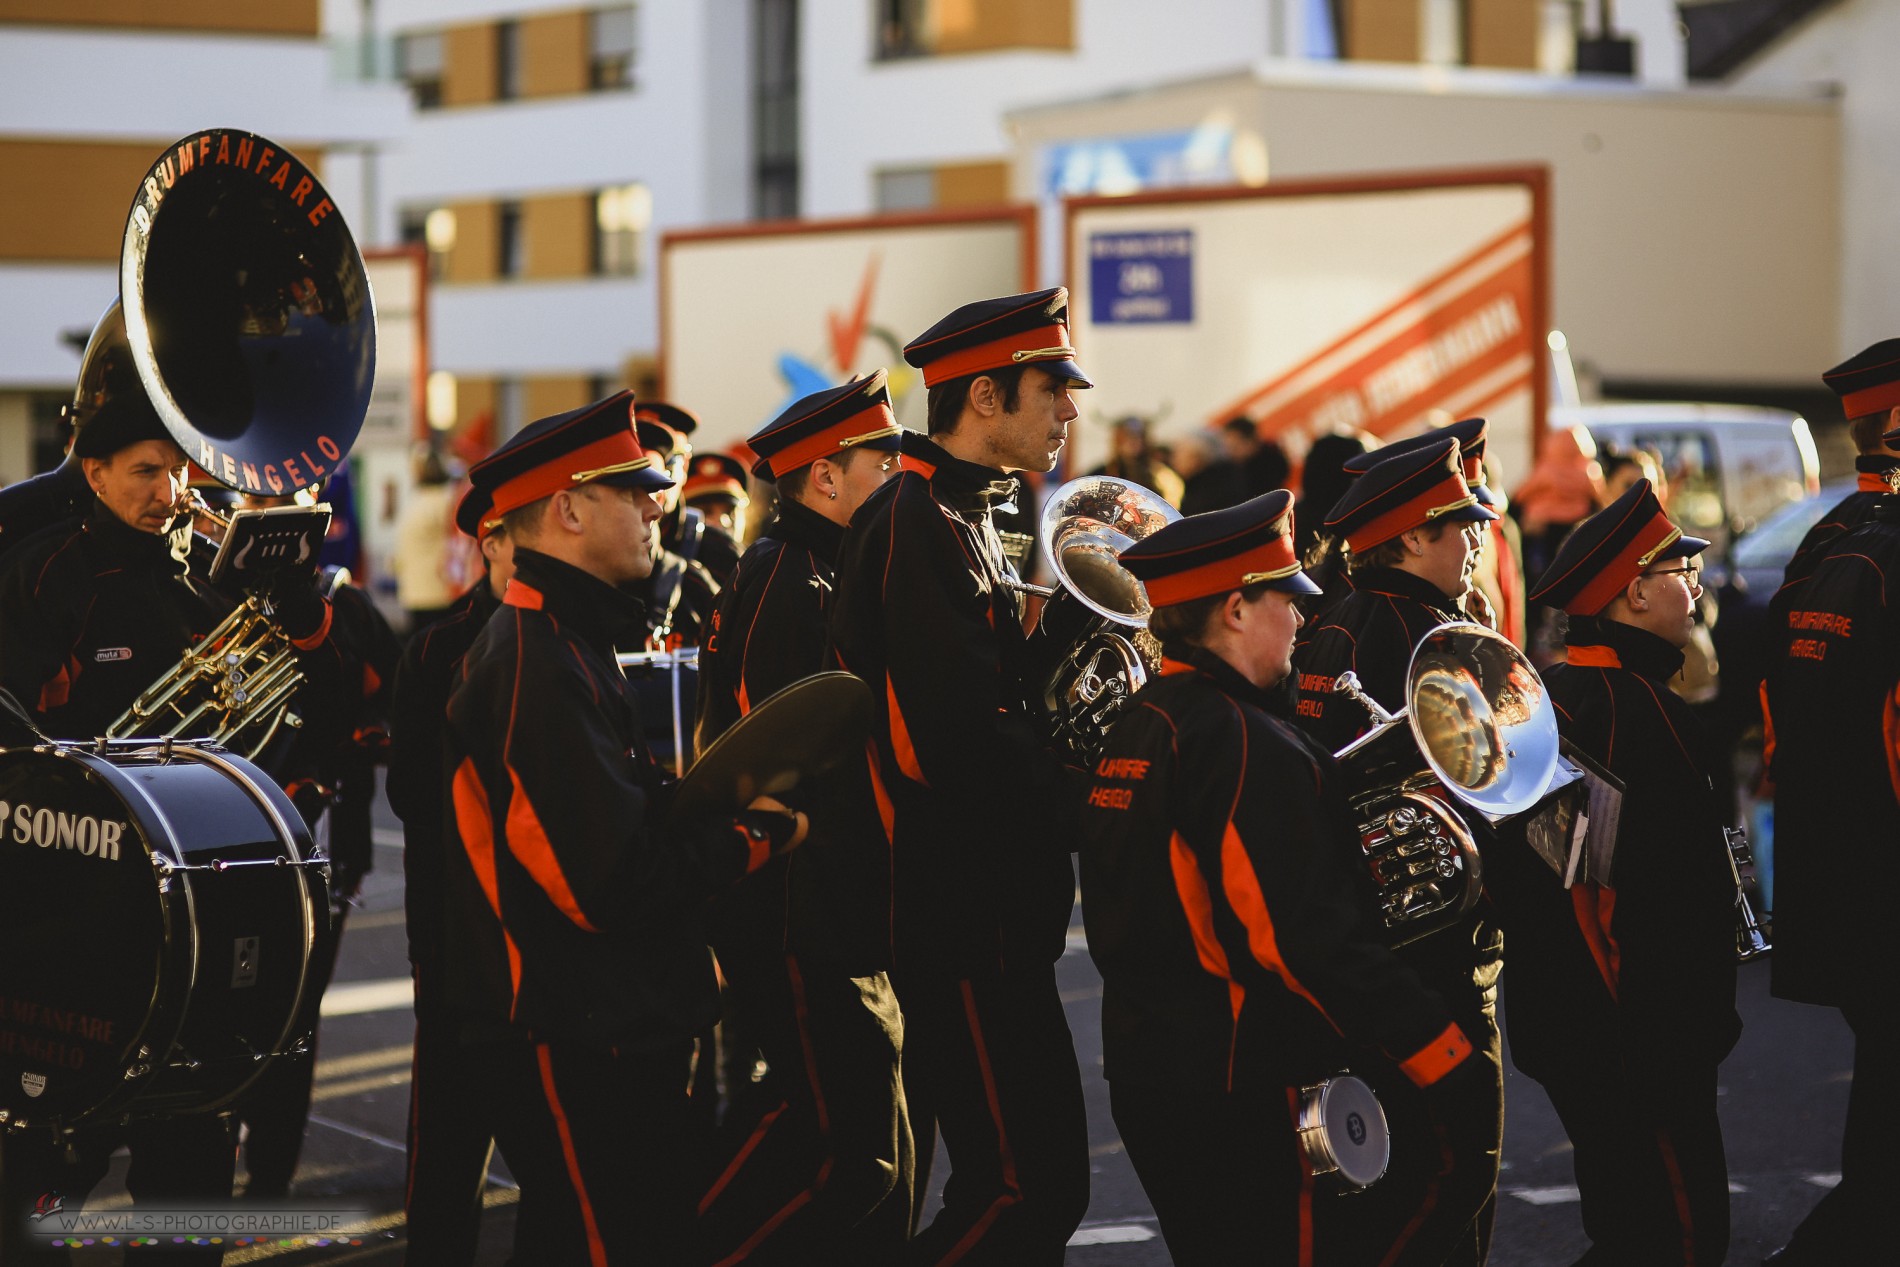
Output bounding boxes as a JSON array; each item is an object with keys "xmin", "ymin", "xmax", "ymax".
[
  {"xmin": 828, "ymin": 288, "xmax": 1092, "ymax": 1263},
  {"xmin": 1288, "ymin": 436, "xmax": 1506, "ymax": 1264},
  {"xmin": 1081, "ymin": 489, "xmax": 1485, "ymax": 1265},
  {"xmin": 695, "ymin": 371, "xmax": 910, "ymax": 1264},
  {"xmin": 1489, "ymin": 479, "xmax": 1737, "ymax": 1266},
  {"xmin": 1760, "ymin": 350, "xmax": 1900, "ymax": 1265},
  {"xmin": 440, "ymin": 393, "xmax": 809, "ymax": 1263}
]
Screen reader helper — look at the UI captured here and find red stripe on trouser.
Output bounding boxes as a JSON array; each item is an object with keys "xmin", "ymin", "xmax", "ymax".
[
  {"xmin": 404, "ymin": 1010, "xmax": 423, "ymax": 1212},
  {"xmin": 1378, "ymin": 1117, "xmax": 1451, "ymax": 1267},
  {"xmin": 535, "ymin": 1044, "xmax": 609, "ymax": 1267},
  {"xmin": 1285, "ymin": 1087, "xmax": 1314, "ymax": 1267},
  {"xmin": 699, "ymin": 1102, "xmax": 791, "ymax": 1215},
  {"xmin": 927, "ymin": 981, "xmax": 1024, "ymax": 1266},
  {"xmin": 709, "ymin": 957, "xmax": 834, "ymax": 1264},
  {"xmin": 1655, "ymin": 1129, "xmax": 1698, "ymax": 1266}
]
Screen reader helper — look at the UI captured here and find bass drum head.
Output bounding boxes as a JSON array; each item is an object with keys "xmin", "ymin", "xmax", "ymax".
[{"xmin": 0, "ymin": 749, "xmax": 165, "ymax": 1126}]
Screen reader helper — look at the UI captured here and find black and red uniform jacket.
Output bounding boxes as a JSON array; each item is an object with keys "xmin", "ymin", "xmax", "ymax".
[
  {"xmin": 388, "ymin": 579, "xmax": 501, "ymax": 973},
  {"xmin": 1079, "ymin": 643, "xmax": 1473, "ymax": 1093},
  {"xmin": 441, "ymin": 548, "xmax": 794, "ymax": 1044},
  {"xmin": 827, "ymin": 434, "xmax": 1075, "ymax": 975},
  {"xmin": 696, "ymin": 497, "xmax": 890, "ymax": 974},
  {"xmin": 1289, "ymin": 564, "xmax": 1503, "ymax": 999},
  {"xmin": 1764, "ymin": 506, "xmax": 1900, "ymax": 1009},
  {"xmin": 1781, "ymin": 456, "xmax": 1900, "ymax": 588},
  {"xmin": 1489, "ymin": 616, "xmax": 1740, "ymax": 1082},
  {"xmin": 0, "ymin": 498, "xmax": 351, "ymax": 746}
]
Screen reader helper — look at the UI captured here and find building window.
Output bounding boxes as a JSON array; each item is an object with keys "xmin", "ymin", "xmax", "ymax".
[
  {"xmin": 398, "ymin": 30, "xmax": 444, "ymax": 109},
  {"xmin": 875, "ymin": 0, "xmax": 930, "ymax": 59},
  {"xmin": 498, "ymin": 201, "xmax": 524, "ymax": 277},
  {"xmin": 754, "ymin": 0, "xmax": 800, "ymax": 219},
  {"xmin": 402, "ymin": 206, "xmax": 457, "ymax": 281},
  {"xmin": 1420, "ymin": 0, "xmax": 1466, "ymax": 66},
  {"xmin": 591, "ymin": 6, "xmax": 637, "ymax": 90},
  {"xmin": 874, "ymin": 168, "xmax": 936, "ymax": 212},
  {"xmin": 496, "ymin": 20, "xmax": 521, "ymax": 100},
  {"xmin": 594, "ymin": 184, "xmax": 651, "ymax": 277}
]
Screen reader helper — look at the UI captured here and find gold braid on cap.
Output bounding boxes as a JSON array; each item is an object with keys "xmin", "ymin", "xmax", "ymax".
[
  {"xmin": 1010, "ymin": 345, "xmax": 1077, "ymax": 364},
  {"xmin": 570, "ymin": 455, "xmax": 656, "ymax": 483},
  {"xmin": 836, "ymin": 424, "xmax": 901, "ymax": 448},
  {"xmin": 1635, "ymin": 525, "xmax": 1684, "ymax": 568},
  {"xmin": 1423, "ymin": 493, "xmax": 1479, "ymax": 520}
]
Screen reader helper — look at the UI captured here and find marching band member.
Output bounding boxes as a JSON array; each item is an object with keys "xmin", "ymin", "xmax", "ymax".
[
  {"xmin": 1289, "ymin": 437, "xmax": 1506, "ymax": 1263},
  {"xmin": 1782, "ymin": 340, "xmax": 1900, "ymax": 586},
  {"xmin": 440, "ymin": 394, "xmax": 807, "ymax": 1263},
  {"xmin": 1761, "ymin": 354, "xmax": 1900, "ymax": 1265},
  {"xmin": 631, "ymin": 418, "xmax": 721, "ymax": 652},
  {"xmin": 386, "ymin": 479, "xmax": 516, "ymax": 1264},
  {"xmin": 1080, "ymin": 490, "xmax": 1482, "ymax": 1266},
  {"xmin": 828, "ymin": 289, "xmax": 1092, "ymax": 1263},
  {"xmin": 639, "ymin": 400, "xmax": 743, "ymax": 587},
  {"xmin": 0, "ymin": 390, "xmax": 347, "ymax": 1265},
  {"xmin": 695, "ymin": 372, "xmax": 910, "ymax": 1263},
  {"xmin": 681, "ymin": 451, "xmax": 753, "ymax": 579},
  {"xmin": 1491, "ymin": 480, "xmax": 1737, "ymax": 1265}
]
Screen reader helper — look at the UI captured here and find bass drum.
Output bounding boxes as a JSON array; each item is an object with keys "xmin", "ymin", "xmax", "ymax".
[{"xmin": 0, "ymin": 742, "xmax": 327, "ymax": 1133}]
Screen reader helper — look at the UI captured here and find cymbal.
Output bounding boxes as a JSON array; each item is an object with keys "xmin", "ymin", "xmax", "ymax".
[{"xmin": 668, "ymin": 671, "xmax": 872, "ymax": 824}]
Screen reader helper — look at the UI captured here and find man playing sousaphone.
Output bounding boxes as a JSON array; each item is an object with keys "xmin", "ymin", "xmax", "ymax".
[{"xmin": 1079, "ymin": 489, "xmax": 1484, "ymax": 1265}]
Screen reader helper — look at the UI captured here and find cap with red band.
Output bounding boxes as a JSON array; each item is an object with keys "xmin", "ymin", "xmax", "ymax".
[
  {"xmin": 1342, "ymin": 417, "xmax": 1496, "ymax": 506},
  {"xmin": 1121, "ymin": 489, "xmax": 1321, "ymax": 607},
  {"xmin": 466, "ymin": 390, "xmax": 673, "ymax": 529},
  {"xmin": 682, "ymin": 453, "xmax": 751, "ymax": 507},
  {"xmin": 1824, "ymin": 339, "xmax": 1900, "ymax": 422},
  {"xmin": 904, "ymin": 287, "xmax": 1094, "ymax": 391},
  {"xmin": 1325, "ymin": 437, "xmax": 1497, "ymax": 555},
  {"xmin": 749, "ymin": 370, "xmax": 902, "ymax": 481},
  {"xmin": 1529, "ymin": 478, "xmax": 1708, "ymax": 616}
]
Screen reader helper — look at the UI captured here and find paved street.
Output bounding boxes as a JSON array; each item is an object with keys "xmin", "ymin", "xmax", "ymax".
[{"xmin": 65, "ymin": 787, "xmax": 1853, "ymax": 1265}]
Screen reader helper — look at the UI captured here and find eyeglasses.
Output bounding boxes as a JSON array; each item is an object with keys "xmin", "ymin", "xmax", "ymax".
[{"xmin": 1645, "ymin": 563, "xmax": 1701, "ymax": 587}]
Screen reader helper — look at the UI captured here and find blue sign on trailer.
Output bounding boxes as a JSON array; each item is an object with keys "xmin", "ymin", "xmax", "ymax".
[{"xmin": 1089, "ymin": 230, "xmax": 1194, "ymax": 325}]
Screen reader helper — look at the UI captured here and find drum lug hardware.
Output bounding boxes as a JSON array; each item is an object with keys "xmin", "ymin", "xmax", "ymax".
[
  {"xmin": 124, "ymin": 1063, "xmax": 150, "ymax": 1080},
  {"xmin": 168, "ymin": 1049, "xmax": 202, "ymax": 1072}
]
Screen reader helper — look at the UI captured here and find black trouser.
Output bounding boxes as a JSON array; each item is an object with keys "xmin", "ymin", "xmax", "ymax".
[
  {"xmin": 1539, "ymin": 1061, "xmax": 1729, "ymax": 1266},
  {"xmin": 1113, "ymin": 1077, "xmax": 1339, "ymax": 1266},
  {"xmin": 482, "ymin": 1030, "xmax": 702, "ymax": 1266},
  {"xmin": 0, "ymin": 1114, "xmax": 235, "ymax": 1264},
  {"xmin": 698, "ymin": 953, "xmax": 913, "ymax": 1265},
  {"xmin": 1777, "ymin": 998, "xmax": 1897, "ymax": 1261},
  {"xmin": 894, "ymin": 964, "xmax": 1089, "ymax": 1267},
  {"xmin": 1354, "ymin": 986, "xmax": 1504, "ymax": 1266},
  {"xmin": 401, "ymin": 966, "xmax": 497, "ymax": 1266}
]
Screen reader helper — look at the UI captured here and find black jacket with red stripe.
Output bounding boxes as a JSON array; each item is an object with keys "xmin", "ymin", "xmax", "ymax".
[
  {"xmin": 441, "ymin": 548, "xmax": 795, "ymax": 1043},
  {"xmin": 389, "ymin": 579, "xmax": 501, "ymax": 971},
  {"xmin": 827, "ymin": 435, "xmax": 1076, "ymax": 974},
  {"xmin": 1765, "ymin": 506, "xmax": 1900, "ymax": 1008},
  {"xmin": 1079, "ymin": 643, "xmax": 1473, "ymax": 1092},
  {"xmin": 1289, "ymin": 564, "xmax": 1504, "ymax": 999},
  {"xmin": 0, "ymin": 498, "xmax": 352, "ymax": 751},
  {"xmin": 1490, "ymin": 616, "xmax": 1740, "ymax": 1080},
  {"xmin": 696, "ymin": 498, "xmax": 890, "ymax": 973},
  {"xmin": 1781, "ymin": 457, "xmax": 1898, "ymax": 588}
]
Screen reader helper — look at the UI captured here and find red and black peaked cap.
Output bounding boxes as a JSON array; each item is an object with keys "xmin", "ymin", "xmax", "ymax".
[
  {"xmin": 464, "ymin": 390, "xmax": 673, "ymax": 529},
  {"xmin": 1325, "ymin": 436, "xmax": 1497, "ymax": 555},
  {"xmin": 1529, "ymin": 478, "xmax": 1708, "ymax": 616},
  {"xmin": 1342, "ymin": 417, "xmax": 1496, "ymax": 506},
  {"xmin": 1823, "ymin": 339, "xmax": 1900, "ymax": 427},
  {"xmin": 1121, "ymin": 489, "xmax": 1321, "ymax": 607},
  {"xmin": 682, "ymin": 453, "xmax": 751, "ymax": 506},
  {"xmin": 903, "ymin": 287, "xmax": 1094, "ymax": 390},
  {"xmin": 748, "ymin": 370, "xmax": 902, "ymax": 482}
]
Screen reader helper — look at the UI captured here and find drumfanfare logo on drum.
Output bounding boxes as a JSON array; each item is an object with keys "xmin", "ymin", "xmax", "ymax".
[
  {"xmin": 0, "ymin": 801, "xmax": 126, "ymax": 861},
  {"xmin": 20, "ymin": 1072, "xmax": 47, "ymax": 1098}
]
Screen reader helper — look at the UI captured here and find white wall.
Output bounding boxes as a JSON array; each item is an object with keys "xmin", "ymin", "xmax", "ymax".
[
  {"xmin": 801, "ymin": 0, "xmax": 1274, "ymax": 219},
  {"xmin": 1733, "ymin": 0, "xmax": 1900, "ymax": 358}
]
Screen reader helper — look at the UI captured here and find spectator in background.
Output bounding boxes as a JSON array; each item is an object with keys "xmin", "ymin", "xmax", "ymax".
[
  {"xmin": 393, "ymin": 448, "xmax": 459, "ymax": 635},
  {"xmin": 1597, "ymin": 444, "xmax": 1668, "ymax": 508},
  {"xmin": 1295, "ymin": 431, "xmax": 1375, "ymax": 565},
  {"xmin": 1221, "ymin": 416, "xmax": 1290, "ymax": 500},
  {"xmin": 1176, "ymin": 430, "xmax": 1247, "ymax": 515},
  {"xmin": 1092, "ymin": 416, "xmax": 1185, "ymax": 507},
  {"xmin": 1511, "ymin": 425, "xmax": 1606, "ymax": 667}
]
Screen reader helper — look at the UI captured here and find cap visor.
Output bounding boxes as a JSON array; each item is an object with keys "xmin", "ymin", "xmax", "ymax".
[
  {"xmin": 1659, "ymin": 534, "xmax": 1711, "ymax": 561},
  {"xmin": 1044, "ymin": 359, "xmax": 1093, "ymax": 390},
  {"xmin": 596, "ymin": 467, "xmax": 676, "ymax": 492},
  {"xmin": 1471, "ymin": 484, "xmax": 1497, "ymax": 508},
  {"xmin": 1273, "ymin": 570, "xmax": 1324, "ymax": 597},
  {"xmin": 1443, "ymin": 502, "xmax": 1500, "ymax": 525}
]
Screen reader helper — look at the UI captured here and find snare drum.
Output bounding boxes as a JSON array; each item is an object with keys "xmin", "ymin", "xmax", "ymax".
[
  {"xmin": 1298, "ymin": 1074, "xmax": 1390, "ymax": 1190},
  {"xmin": 0, "ymin": 741, "xmax": 328, "ymax": 1133}
]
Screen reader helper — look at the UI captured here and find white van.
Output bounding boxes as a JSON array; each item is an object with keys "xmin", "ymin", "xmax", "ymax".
[{"xmin": 1552, "ymin": 403, "xmax": 1822, "ymax": 560}]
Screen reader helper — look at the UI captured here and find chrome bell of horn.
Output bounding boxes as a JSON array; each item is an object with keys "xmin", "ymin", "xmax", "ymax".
[
  {"xmin": 1332, "ymin": 621, "xmax": 1568, "ymax": 944},
  {"xmin": 1015, "ymin": 476, "xmax": 1181, "ymax": 763}
]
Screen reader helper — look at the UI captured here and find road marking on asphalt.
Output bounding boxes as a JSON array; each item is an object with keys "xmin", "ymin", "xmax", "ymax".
[
  {"xmin": 341, "ymin": 907, "xmax": 407, "ymax": 931},
  {"xmin": 372, "ymin": 828, "xmax": 405, "ymax": 849},
  {"xmin": 321, "ymin": 978, "xmax": 414, "ymax": 1017},
  {"xmin": 315, "ymin": 1043, "xmax": 413, "ymax": 1080},
  {"xmin": 221, "ymin": 1183, "xmax": 520, "ymax": 1263},
  {"xmin": 1068, "ymin": 1221, "xmax": 1158, "ymax": 1245},
  {"xmin": 1065, "ymin": 929, "xmax": 1089, "ymax": 955},
  {"xmin": 312, "ymin": 1070, "xmax": 413, "ymax": 1103},
  {"xmin": 1508, "ymin": 1185, "xmax": 1582, "ymax": 1205},
  {"xmin": 1805, "ymin": 1172, "xmax": 1842, "ymax": 1188}
]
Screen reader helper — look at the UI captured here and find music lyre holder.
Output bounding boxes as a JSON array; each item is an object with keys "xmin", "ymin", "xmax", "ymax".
[{"xmin": 207, "ymin": 504, "xmax": 332, "ymax": 589}]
